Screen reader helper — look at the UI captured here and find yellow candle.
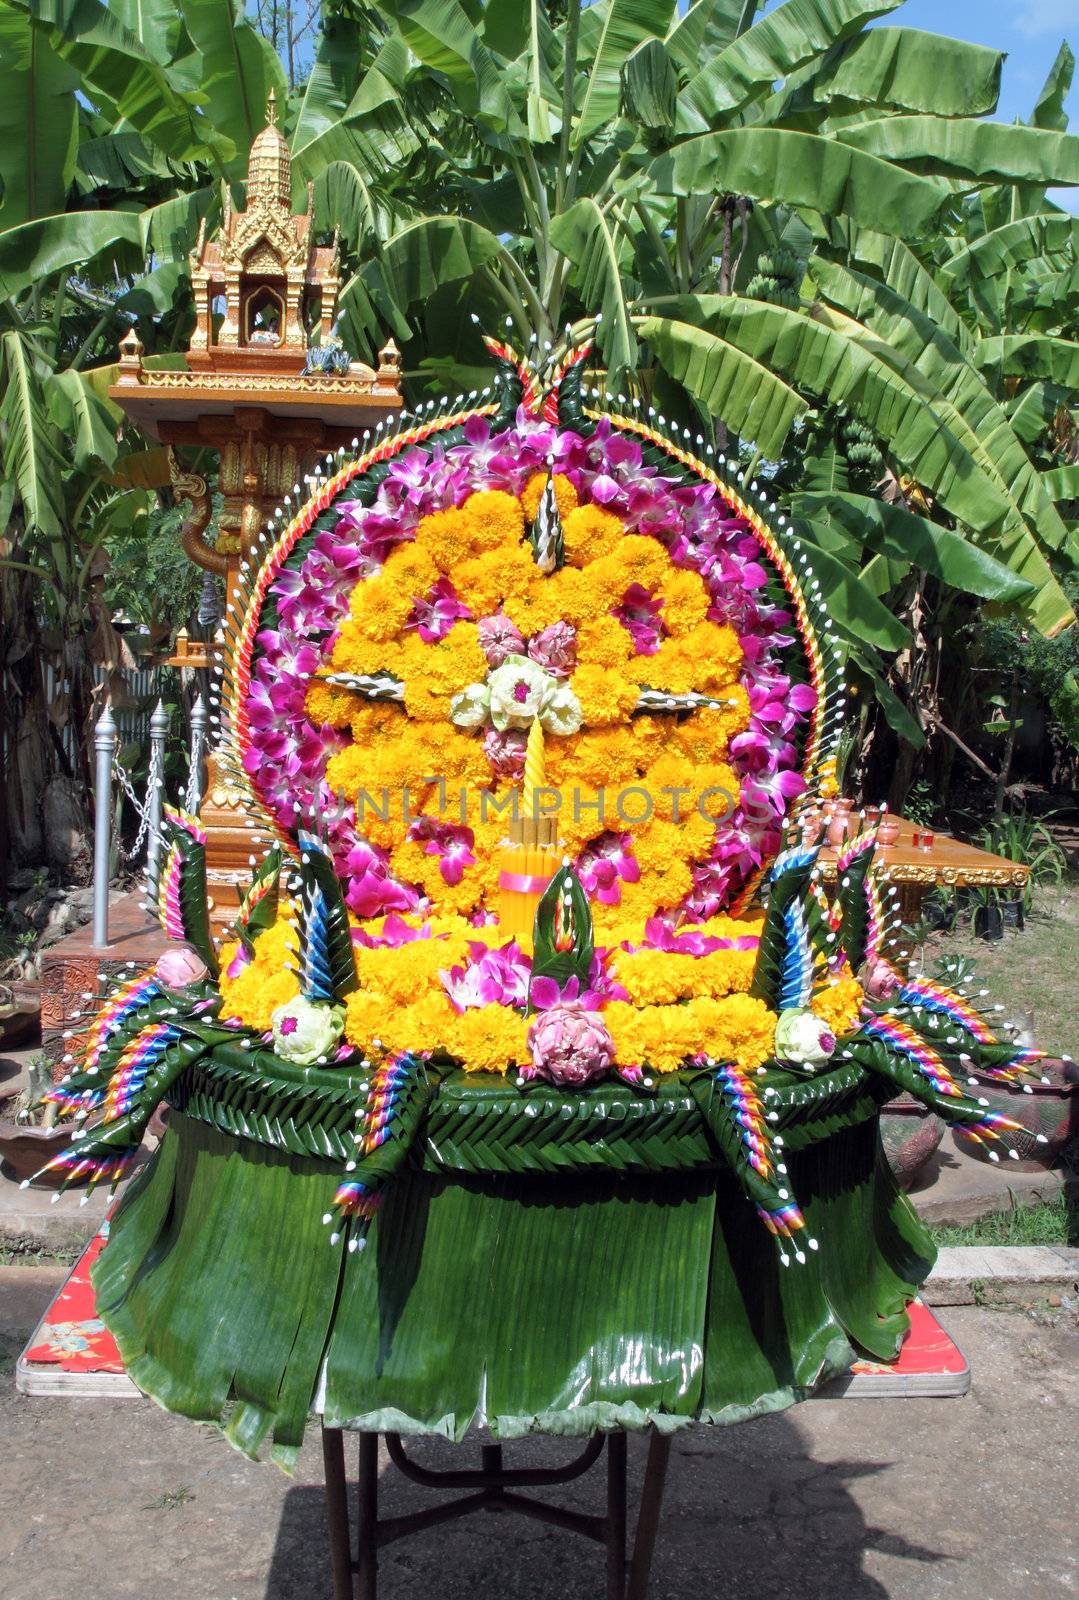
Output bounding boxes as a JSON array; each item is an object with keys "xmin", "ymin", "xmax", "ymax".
[{"xmin": 521, "ymin": 716, "xmax": 545, "ymax": 823}]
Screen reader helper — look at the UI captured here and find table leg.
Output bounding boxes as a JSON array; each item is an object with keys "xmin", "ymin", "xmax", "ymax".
[
  {"xmin": 355, "ymin": 1431, "xmax": 380, "ymax": 1600},
  {"xmin": 321, "ymin": 1426, "xmax": 353, "ymax": 1600},
  {"xmin": 606, "ymin": 1433, "xmax": 627, "ymax": 1600},
  {"xmin": 626, "ymin": 1431, "xmax": 672, "ymax": 1600}
]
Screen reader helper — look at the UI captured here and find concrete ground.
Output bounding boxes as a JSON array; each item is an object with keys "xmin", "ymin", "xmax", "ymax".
[{"xmin": 2, "ymin": 1264, "xmax": 1077, "ymax": 1600}]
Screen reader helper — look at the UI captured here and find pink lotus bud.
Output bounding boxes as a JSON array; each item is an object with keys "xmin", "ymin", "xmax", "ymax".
[
  {"xmin": 527, "ymin": 1000, "xmax": 615, "ymax": 1088},
  {"xmin": 155, "ymin": 944, "xmax": 209, "ymax": 988},
  {"xmin": 864, "ymin": 961, "xmax": 901, "ymax": 1001}
]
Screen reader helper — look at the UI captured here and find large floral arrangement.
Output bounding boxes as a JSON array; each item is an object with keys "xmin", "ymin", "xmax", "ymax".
[{"xmin": 223, "ymin": 388, "xmax": 847, "ymax": 1081}]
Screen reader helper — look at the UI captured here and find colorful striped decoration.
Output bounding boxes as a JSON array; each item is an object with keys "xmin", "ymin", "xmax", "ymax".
[
  {"xmin": 50, "ymin": 972, "xmax": 162, "ymax": 1112},
  {"xmin": 156, "ymin": 840, "xmax": 187, "ymax": 942},
  {"xmin": 897, "ymin": 976, "xmax": 997, "ymax": 1044},
  {"xmin": 779, "ymin": 900, "xmax": 814, "ymax": 1009},
  {"xmin": 860, "ymin": 1015, "xmax": 962, "ymax": 1100},
  {"xmin": 38, "ymin": 1145, "xmax": 139, "ymax": 1190},
  {"xmin": 755, "ymin": 1200, "xmax": 807, "ymax": 1241},
  {"xmin": 103, "ymin": 1022, "xmax": 181, "ymax": 1122},
  {"xmin": 714, "ymin": 1063, "xmax": 772, "ymax": 1181}
]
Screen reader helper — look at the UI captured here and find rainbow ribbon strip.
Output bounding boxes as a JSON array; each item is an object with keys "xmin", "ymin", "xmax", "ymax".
[
  {"xmin": 755, "ymin": 1201, "xmax": 807, "ymax": 1241},
  {"xmin": 714, "ymin": 1063, "xmax": 772, "ymax": 1180},
  {"xmin": 952, "ymin": 1108, "xmax": 1030, "ymax": 1161},
  {"xmin": 859, "ymin": 1015, "xmax": 962, "ymax": 1100},
  {"xmin": 333, "ymin": 1053, "xmax": 415, "ymax": 1224},
  {"xmin": 103, "ymin": 1022, "xmax": 182, "ymax": 1122},
  {"xmin": 50, "ymin": 973, "xmax": 162, "ymax": 1114},
  {"xmin": 897, "ymin": 976, "xmax": 998, "ymax": 1043},
  {"xmin": 779, "ymin": 900, "xmax": 815, "ymax": 1010},
  {"xmin": 39, "ymin": 1145, "xmax": 139, "ymax": 1190}
]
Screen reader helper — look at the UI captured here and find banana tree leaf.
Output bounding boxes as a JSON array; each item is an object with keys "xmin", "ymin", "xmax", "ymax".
[
  {"xmin": 843, "ymin": 639, "xmax": 925, "ymax": 745},
  {"xmin": 45, "ymin": 368, "xmax": 118, "ymax": 472},
  {"xmin": 641, "ymin": 292, "xmax": 1046, "ymax": 599},
  {"xmin": 975, "ymin": 334, "xmax": 1079, "ymax": 390},
  {"xmin": 664, "ymin": 0, "xmax": 751, "ymax": 74},
  {"xmin": 0, "ymin": 331, "xmax": 66, "ymax": 538},
  {"xmin": 788, "ymin": 522, "xmax": 910, "ymax": 649},
  {"xmin": 362, "ymin": 215, "xmax": 509, "ymax": 312},
  {"xmin": 550, "ymin": 198, "xmax": 638, "ymax": 382},
  {"xmin": 620, "ymin": 36, "xmax": 678, "ymax": 131},
  {"xmin": 835, "ymin": 116, "xmax": 1079, "ymax": 187},
  {"xmin": 17, "ymin": 0, "xmax": 235, "ymax": 167},
  {"xmin": 0, "ymin": 7, "xmax": 79, "ymax": 227},
  {"xmin": 649, "ymin": 128, "xmax": 949, "ymax": 238},
  {"xmin": 574, "ymin": 0, "xmax": 675, "ymax": 147},
  {"xmin": 1043, "ymin": 467, "xmax": 1079, "ymax": 503},
  {"xmin": 808, "ymin": 257, "xmax": 1077, "ymax": 632},
  {"xmin": 1004, "ymin": 381, "xmax": 1070, "ymax": 446},
  {"xmin": 938, "ymin": 215, "xmax": 1079, "ymax": 292},
  {"xmin": 819, "ymin": 221, "xmax": 974, "ymax": 356},
  {"xmin": 0, "ymin": 210, "xmax": 143, "ymax": 299},
  {"xmin": 635, "ymin": 313, "xmax": 808, "ymax": 458},
  {"xmin": 381, "ymin": 0, "xmax": 516, "ymax": 132},
  {"xmin": 108, "ymin": 0, "xmax": 182, "ymax": 64},
  {"xmin": 1031, "ymin": 41, "xmax": 1074, "ymax": 133},
  {"xmin": 678, "ymin": 0, "xmax": 900, "ymax": 125},
  {"xmin": 803, "ymin": 26, "xmax": 1002, "ymax": 117},
  {"xmin": 791, "ymin": 491, "xmax": 1037, "ymax": 602},
  {"xmin": 178, "ymin": 0, "xmax": 287, "ymax": 169}
]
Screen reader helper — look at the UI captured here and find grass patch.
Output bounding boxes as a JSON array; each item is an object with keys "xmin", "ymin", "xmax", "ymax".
[
  {"xmin": 923, "ymin": 876, "xmax": 1079, "ymax": 1059},
  {"xmin": 930, "ymin": 1194, "xmax": 1074, "ymax": 1248},
  {"xmin": 0, "ymin": 1243, "xmax": 81, "ymax": 1268}
]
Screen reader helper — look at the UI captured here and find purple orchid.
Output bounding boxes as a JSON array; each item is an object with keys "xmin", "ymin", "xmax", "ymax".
[
  {"xmin": 576, "ymin": 833, "xmax": 641, "ymax": 906},
  {"xmin": 613, "ymin": 583, "xmax": 664, "ymax": 655},
  {"xmin": 409, "ymin": 576, "xmax": 472, "ymax": 643},
  {"xmin": 440, "ymin": 939, "xmax": 531, "ymax": 1012}
]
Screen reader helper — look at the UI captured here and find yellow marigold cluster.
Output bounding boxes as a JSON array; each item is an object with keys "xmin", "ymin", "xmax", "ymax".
[
  {"xmin": 307, "ymin": 479, "xmax": 763, "ymax": 941},
  {"xmin": 604, "ymin": 994, "xmax": 777, "ymax": 1075},
  {"xmin": 520, "ymin": 473, "xmax": 578, "ymax": 521},
  {"xmin": 812, "ymin": 975, "xmax": 865, "ymax": 1039},
  {"xmin": 612, "ymin": 947, "xmax": 757, "ymax": 1005},
  {"xmin": 218, "ymin": 919, "xmax": 300, "ymax": 1032}
]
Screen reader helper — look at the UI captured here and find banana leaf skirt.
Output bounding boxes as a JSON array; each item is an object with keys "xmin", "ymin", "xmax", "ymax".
[{"xmin": 91, "ymin": 1045, "xmax": 934, "ymax": 1468}]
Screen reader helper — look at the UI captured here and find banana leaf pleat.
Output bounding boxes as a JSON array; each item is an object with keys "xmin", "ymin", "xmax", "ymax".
[
  {"xmin": 92, "ymin": 1114, "xmax": 345, "ymax": 1468},
  {"xmin": 92, "ymin": 1088, "xmax": 935, "ymax": 1462}
]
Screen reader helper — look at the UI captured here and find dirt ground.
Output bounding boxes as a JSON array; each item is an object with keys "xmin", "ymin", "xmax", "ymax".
[{"xmin": 2, "ymin": 1263, "xmax": 1077, "ymax": 1600}]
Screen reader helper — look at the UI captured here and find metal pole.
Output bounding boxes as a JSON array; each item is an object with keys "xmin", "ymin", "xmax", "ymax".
[
  {"xmin": 145, "ymin": 698, "xmax": 169, "ymax": 901},
  {"xmin": 92, "ymin": 702, "xmax": 117, "ymax": 950},
  {"xmin": 187, "ymin": 693, "xmax": 207, "ymax": 812}
]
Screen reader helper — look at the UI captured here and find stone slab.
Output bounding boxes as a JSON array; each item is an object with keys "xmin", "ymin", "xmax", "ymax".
[
  {"xmin": 906, "ymin": 1139, "xmax": 1066, "ymax": 1227},
  {"xmin": 927, "ymin": 1244, "xmax": 1079, "ymax": 1306}
]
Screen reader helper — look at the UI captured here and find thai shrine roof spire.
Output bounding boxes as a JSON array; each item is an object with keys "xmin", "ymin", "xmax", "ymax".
[{"xmin": 247, "ymin": 88, "xmax": 291, "ymax": 210}]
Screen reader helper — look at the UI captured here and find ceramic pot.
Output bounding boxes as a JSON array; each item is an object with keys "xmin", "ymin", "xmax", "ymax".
[
  {"xmin": 0, "ymin": 1092, "xmax": 74, "ymax": 1186},
  {"xmin": 952, "ymin": 1057, "xmax": 1077, "ymax": 1170},
  {"xmin": 879, "ymin": 1095, "xmax": 945, "ymax": 1190}
]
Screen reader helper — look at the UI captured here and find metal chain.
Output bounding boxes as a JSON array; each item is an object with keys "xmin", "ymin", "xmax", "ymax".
[
  {"xmin": 112, "ymin": 739, "xmax": 164, "ymax": 861},
  {"xmin": 185, "ymin": 723, "xmax": 206, "ymax": 812}
]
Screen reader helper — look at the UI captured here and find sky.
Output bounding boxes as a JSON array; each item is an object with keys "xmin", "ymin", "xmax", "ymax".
[{"xmin": 874, "ymin": 0, "xmax": 1077, "ymax": 127}]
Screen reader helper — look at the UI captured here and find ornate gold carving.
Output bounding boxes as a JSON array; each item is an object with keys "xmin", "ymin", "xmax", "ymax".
[
  {"xmin": 136, "ymin": 369, "xmax": 389, "ymax": 397},
  {"xmin": 168, "ymin": 447, "xmax": 229, "ymax": 576}
]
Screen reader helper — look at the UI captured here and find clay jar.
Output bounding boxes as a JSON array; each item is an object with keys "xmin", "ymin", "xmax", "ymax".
[{"xmin": 826, "ymin": 798, "xmax": 854, "ymax": 846}]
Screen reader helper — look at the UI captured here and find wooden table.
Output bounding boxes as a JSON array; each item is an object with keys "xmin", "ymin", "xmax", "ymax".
[{"xmin": 819, "ymin": 816, "xmax": 1029, "ymax": 965}]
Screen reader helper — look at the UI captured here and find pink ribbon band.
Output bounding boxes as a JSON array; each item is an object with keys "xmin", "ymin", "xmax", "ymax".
[{"xmin": 499, "ymin": 871, "xmax": 553, "ymax": 894}]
